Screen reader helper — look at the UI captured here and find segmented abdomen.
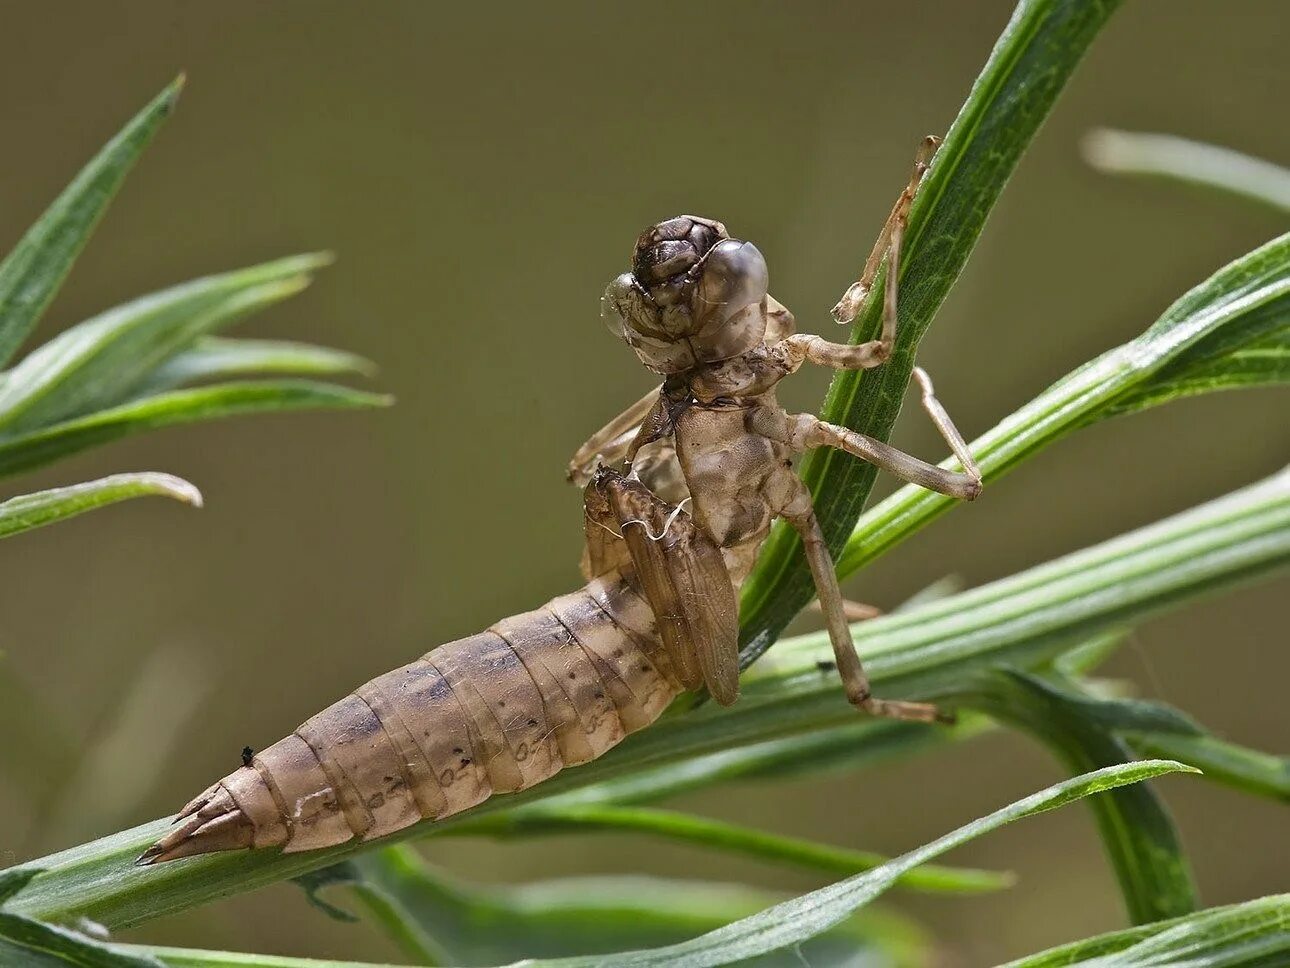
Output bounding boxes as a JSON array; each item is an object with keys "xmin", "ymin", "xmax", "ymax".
[{"xmin": 141, "ymin": 571, "xmax": 679, "ymax": 864}]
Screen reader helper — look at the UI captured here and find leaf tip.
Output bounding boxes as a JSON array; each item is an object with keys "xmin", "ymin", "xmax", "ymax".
[
  {"xmin": 141, "ymin": 472, "xmax": 204, "ymax": 508},
  {"xmin": 161, "ymin": 73, "xmax": 187, "ymax": 113},
  {"xmin": 1144, "ymin": 758, "xmax": 1203, "ymax": 778},
  {"xmin": 305, "ymin": 250, "xmax": 337, "ymax": 270},
  {"xmin": 1081, "ymin": 127, "xmax": 1131, "ymax": 174}
]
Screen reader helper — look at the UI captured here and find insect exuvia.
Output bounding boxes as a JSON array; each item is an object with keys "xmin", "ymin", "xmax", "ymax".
[{"xmin": 139, "ymin": 137, "xmax": 982, "ymax": 865}]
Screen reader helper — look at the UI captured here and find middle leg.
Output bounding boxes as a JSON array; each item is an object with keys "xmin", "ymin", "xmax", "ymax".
[{"xmin": 750, "ymin": 407, "xmax": 981, "ymax": 500}]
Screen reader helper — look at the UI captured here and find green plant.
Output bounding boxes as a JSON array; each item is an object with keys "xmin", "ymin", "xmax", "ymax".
[
  {"xmin": 0, "ymin": 77, "xmax": 387, "ymax": 543},
  {"xmin": 1, "ymin": 0, "xmax": 1287, "ymax": 965}
]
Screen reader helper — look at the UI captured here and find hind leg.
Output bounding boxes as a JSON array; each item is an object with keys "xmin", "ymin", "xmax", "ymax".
[{"xmin": 766, "ymin": 472, "xmax": 944, "ymax": 723}]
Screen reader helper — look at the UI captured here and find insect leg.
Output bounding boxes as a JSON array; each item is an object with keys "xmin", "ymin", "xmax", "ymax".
[
  {"xmin": 779, "ymin": 501, "xmax": 942, "ymax": 723},
  {"xmin": 831, "ymin": 135, "xmax": 940, "ymax": 330},
  {"xmin": 809, "ymin": 599, "xmax": 882, "ymax": 622},
  {"xmin": 803, "ymin": 417, "xmax": 980, "ymax": 499},
  {"xmin": 911, "ymin": 365, "xmax": 982, "ymax": 484},
  {"xmin": 750, "ymin": 407, "xmax": 980, "ymax": 500}
]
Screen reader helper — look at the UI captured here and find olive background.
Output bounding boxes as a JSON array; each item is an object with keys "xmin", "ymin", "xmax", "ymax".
[{"xmin": 1, "ymin": 2, "xmax": 1286, "ymax": 965}]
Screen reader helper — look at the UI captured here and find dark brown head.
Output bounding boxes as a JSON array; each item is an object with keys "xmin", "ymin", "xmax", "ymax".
[
  {"xmin": 631, "ymin": 215, "xmax": 728, "ymax": 308},
  {"xmin": 603, "ymin": 215, "xmax": 770, "ymax": 374}
]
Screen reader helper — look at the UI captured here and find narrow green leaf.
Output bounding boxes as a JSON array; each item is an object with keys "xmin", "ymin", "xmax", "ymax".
[
  {"xmin": 1101, "ymin": 295, "xmax": 1289, "ymax": 418},
  {"xmin": 7, "ymin": 467, "xmax": 1283, "ymax": 928},
  {"xmin": 0, "ymin": 868, "xmax": 43, "ymax": 906},
  {"xmin": 0, "ymin": 472, "xmax": 201, "ymax": 539},
  {"xmin": 839, "ymin": 232, "xmax": 1290, "ymax": 576},
  {"xmin": 739, "ymin": 0, "xmax": 1124, "ymax": 668},
  {"xmin": 955, "ymin": 670, "xmax": 1198, "ymax": 923},
  {"xmin": 0, "ymin": 380, "xmax": 391, "ymax": 480},
  {"xmin": 124, "ymin": 950, "xmax": 404, "ymax": 968},
  {"xmin": 0, "ymin": 912, "xmax": 163, "ymax": 967},
  {"xmin": 528, "ymin": 762, "xmax": 1195, "ymax": 967},
  {"xmin": 0, "ymin": 78, "xmax": 182, "ymax": 368},
  {"xmin": 0, "ymin": 254, "xmax": 329, "ymax": 434},
  {"xmin": 139, "ymin": 337, "xmax": 375, "ymax": 393},
  {"xmin": 453, "ymin": 804, "xmax": 1011, "ymax": 895},
  {"xmin": 1000, "ymin": 894, "xmax": 1290, "ymax": 967},
  {"xmin": 1126, "ymin": 732, "xmax": 1290, "ymax": 804},
  {"xmin": 1083, "ymin": 129, "xmax": 1290, "ymax": 213},
  {"xmin": 344, "ymin": 844, "xmax": 926, "ymax": 968},
  {"xmin": 526, "ymin": 713, "xmax": 993, "ymax": 810}
]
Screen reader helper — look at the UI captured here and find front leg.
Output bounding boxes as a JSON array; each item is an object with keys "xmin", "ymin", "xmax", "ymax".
[{"xmin": 831, "ymin": 134, "xmax": 940, "ymax": 334}]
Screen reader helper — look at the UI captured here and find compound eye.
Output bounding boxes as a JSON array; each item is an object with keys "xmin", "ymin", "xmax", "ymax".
[
  {"xmin": 694, "ymin": 240, "xmax": 768, "ymax": 330},
  {"xmin": 602, "ymin": 272, "xmax": 658, "ymax": 340}
]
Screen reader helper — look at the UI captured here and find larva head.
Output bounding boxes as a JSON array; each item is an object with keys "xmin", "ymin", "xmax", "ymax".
[{"xmin": 603, "ymin": 215, "xmax": 770, "ymax": 374}]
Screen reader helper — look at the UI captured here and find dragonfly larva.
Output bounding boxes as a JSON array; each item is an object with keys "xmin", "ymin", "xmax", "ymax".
[{"xmin": 140, "ymin": 137, "xmax": 981, "ymax": 864}]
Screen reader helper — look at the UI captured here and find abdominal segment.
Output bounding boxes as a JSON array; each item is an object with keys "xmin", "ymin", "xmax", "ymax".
[{"xmin": 139, "ymin": 571, "xmax": 678, "ymax": 864}]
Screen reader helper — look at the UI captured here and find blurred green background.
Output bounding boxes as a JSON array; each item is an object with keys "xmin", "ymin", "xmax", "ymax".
[{"xmin": 1, "ymin": 1, "xmax": 1286, "ymax": 964}]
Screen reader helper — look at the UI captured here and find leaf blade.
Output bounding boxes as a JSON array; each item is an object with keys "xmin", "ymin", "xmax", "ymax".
[
  {"xmin": 0, "ymin": 78, "xmax": 182, "ymax": 368},
  {"xmin": 838, "ymin": 232, "xmax": 1290, "ymax": 577},
  {"xmin": 139, "ymin": 337, "xmax": 376, "ymax": 393},
  {"xmin": 0, "ymin": 472, "xmax": 201, "ymax": 539},
  {"xmin": 1083, "ymin": 129, "xmax": 1290, "ymax": 214},
  {"xmin": 0, "ymin": 253, "xmax": 330, "ymax": 434},
  {"xmin": 955, "ymin": 670, "xmax": 1197, "ymax": 923},
  {"xmin": 0, "ymin": 912, "xmax": 163, "ymax": 967},
  {"xmin": 533, "ymin": 761, "xmax": 1196, "ymax": 967},
  {"xmin": 0, "ymin": 380, "xmax": 391, "ymax": 481},
  {"xmin": 453, "ymin": 804, "xmax": 1012, "ymax": 896},
  {"xmin": 343, "ymin": 846, "xmax": 923, "ymax": 967},
  {"xmin": 1000, "ymin": 894, "xmax": 1290, "ymax": 967}
]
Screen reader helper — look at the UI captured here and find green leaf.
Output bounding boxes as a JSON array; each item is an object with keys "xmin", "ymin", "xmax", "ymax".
[
  {"xmin": 0, "ymin": 78, "xmax": 182, "ymax": 368},
  {"xmin": 452, "ymin": 804, "xmax": 1011, "ymax": 896},
  {"xmin": 8, "ymin": 466, "xmax": 1281, "ymax": 929},
  {"xmin": 1000, "ymin": 894, "xmax": 1290, "ymax": 967},
  {"xmin": 838, "ymin": 231, "xmax": 1290, "ymax": 576},
  {"xmin": 124, "ymin": 950, "xmax": 404, "ymax": 968},
  {"xmin": 522, "ymin": 761, "xmax": 1195, "ymax": 967},
  {"xmin": 0, "ymin": 254, "xmax": 329, "ymax": 434},
  {"xmin": 0, "ymin": 868, "xmax": 43, "ymax": 906},
  {"xmin": 1100, "ymin": 293, "xmax": 1288, "ymax": 419},
  {"xmin": 0, "ymin": 912, "xmax": 163, "ymax": 967},
  {"xmin": 1126, "ymin": 732, "xmax": 1290, "ymax": 804},
  {"xmin": 955, "ymin": 670, "xmax": 1197, "ymax": 923},
  {"xmin": 739, "ymin": 0, "xmax": 1124, "ymax": 668},
  {"xmin": 139, "ymin": 337, "xmax": 375, "ymax": 393},
  {"xmin": 1083, "ymin": 129, "xmax": 1290, "ymax": 214},
  {"xmin": 343, "ymin": 845, "xmax": 925, "ymax": 967},
  {"xmin": 0, "ymin": 472, "xmax": 201, "ymax": 539},
  {"xmin": 0, "ymin": 380, "xmax": 391, "ymax": 480}
]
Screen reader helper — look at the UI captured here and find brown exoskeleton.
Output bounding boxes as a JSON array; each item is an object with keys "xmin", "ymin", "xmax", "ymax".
[
  {"xmin": 140, "ymin": 139, "xmax": 979, "ymax": 865},
  {"xmin": 573, "ymin": 137, "xmax": 981, "ymax": 721}
]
